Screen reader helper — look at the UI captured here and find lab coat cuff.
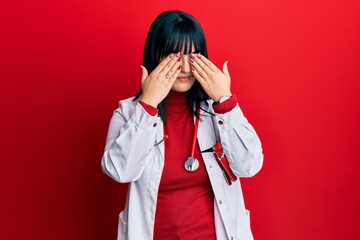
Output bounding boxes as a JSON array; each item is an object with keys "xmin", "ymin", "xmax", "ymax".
[
  {"xmin": 139, "ymin": 101, "xmax": 159, "ymax": 116},
  {"xmin": 213, "ymin": 95, "xmax": 238, "ymax": 114},
  {"xmin": 131, "ymin": 102, "xmax": 160, "ymax": 130}
]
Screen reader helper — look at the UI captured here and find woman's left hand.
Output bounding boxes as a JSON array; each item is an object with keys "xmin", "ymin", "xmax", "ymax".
[{"xmin": 190, "ymin": 54, "xmax": 232, "ymax": 102}]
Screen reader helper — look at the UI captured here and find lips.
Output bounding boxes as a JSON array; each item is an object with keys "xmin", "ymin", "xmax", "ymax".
[{"xmin": 177, "ymin": 76, "xmax": 192, "ymax": 82}]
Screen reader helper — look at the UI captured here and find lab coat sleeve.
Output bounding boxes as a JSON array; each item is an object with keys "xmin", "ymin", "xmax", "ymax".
[
  {"xmin": 214, "ymin": 104, "xmax": 264, "ymax": 177},
  {"xmin": 101, "ymin": 100, "xmax": 160, "ymax": 183}
]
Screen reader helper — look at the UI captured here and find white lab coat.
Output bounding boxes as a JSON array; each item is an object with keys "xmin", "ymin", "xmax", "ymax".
[{"xmin": 101, "ymin": 96, "xmax": 263, "ymax": 240}]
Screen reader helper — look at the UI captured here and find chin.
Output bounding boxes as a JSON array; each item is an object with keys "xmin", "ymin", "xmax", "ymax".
[{"xmin": 171, "ymin": 86, "xmax": 190, "ymax": 92}]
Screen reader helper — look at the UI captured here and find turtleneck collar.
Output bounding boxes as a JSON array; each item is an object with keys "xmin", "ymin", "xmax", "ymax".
[{"xmin": 166, "ymin": 90, "xmax": 189, "ymax": 107}]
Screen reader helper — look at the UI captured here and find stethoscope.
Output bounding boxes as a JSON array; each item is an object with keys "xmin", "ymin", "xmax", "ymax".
[
  {"xmin": 154, "ymin": 107, "xmax": 201, "ymax": 172},
  {"xmin": 184, "ymin": 107, "xmax": 201, "ymax": 172}
]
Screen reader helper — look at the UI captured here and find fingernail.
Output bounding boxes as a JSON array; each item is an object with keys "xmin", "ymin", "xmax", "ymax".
[
  {"xmin": 198, "ymin": 54, "xmax": 202, "ymax": 58},
  {"xmin": 191, "ymin": 66, "xmax": 195, "ymax": 71},
  {"xmin": 191, "ymin": 53, "xmax": 196, "ymax": 58},
  {"xmin": 189, "ymin": 57, "xmax": 194, "ymax": 63},
  {"xmin": 169, "ymin": 53, "xmax": 174, "ymax": 58},
  {"xmin": 176, "ymin": 52, "xmax": 181, "ymax": 57},
  {"xmin": 177, "ymin": 56, "xmax": 182, "ymax": 62},
  {"xmin": 177, "ymin": 66, "xmax": 181, "ymax": 70},
  {"xmin": 225, "ymin": 60, "xmax": 229, "ymax": 65},
  {"xmin": 139, "ymin": 65, "xmax": 142, "ymax": 70}
]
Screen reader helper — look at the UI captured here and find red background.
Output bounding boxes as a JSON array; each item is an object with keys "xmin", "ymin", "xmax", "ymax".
[{"xmin": 1, "ymin": 0, "xmax": 359, "ymax": 239}]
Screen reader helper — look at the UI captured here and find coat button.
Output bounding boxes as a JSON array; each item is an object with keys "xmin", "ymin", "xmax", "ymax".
[
  {"xmin": 219, "ymin": 200, "xmax": 222, "ymax": 204},
  {"xmin": 229, "ymin": 236, "xmax": 233, "ymax": 240},
  {"xmin": 153, "ymin": 122, "xmax": 157, "ymax": 127},
  {"xmin": 218, "ymin": 120, "xmax": 223, "ymax": 125}
]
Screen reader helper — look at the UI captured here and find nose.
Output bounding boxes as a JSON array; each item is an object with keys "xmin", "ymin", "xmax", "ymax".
[{"xmin": 180, "ymin": 54, "xmax": 191, "ymax": 73}]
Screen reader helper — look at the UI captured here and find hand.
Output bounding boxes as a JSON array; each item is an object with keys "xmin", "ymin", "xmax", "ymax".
[
  {"xmin": 139, "ymin": 53, "xmax": 182, "ymax": 107},
  {"xmin": 190, "ymin": 54, "xmax": 232, "ymax": 102}
]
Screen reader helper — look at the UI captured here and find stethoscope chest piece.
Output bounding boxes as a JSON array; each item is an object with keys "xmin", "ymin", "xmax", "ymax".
[{"xmin": 184, "ymin": 157, "xmax": 199, "ymax": 172}]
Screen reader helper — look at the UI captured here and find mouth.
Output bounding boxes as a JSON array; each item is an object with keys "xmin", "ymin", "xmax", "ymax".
[{"xmin": 177, "ymin": 76, "xmax": 193, "ymax": 82}]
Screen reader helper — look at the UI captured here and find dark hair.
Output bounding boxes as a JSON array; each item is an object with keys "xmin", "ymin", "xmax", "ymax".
[{"xmin": 134, "ymin": 10, "xmax": 209, "ymax": 123}]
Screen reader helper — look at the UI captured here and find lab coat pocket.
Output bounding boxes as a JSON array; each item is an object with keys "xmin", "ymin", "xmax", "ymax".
[
  {"xmin": 117, "ymin": 210, "xmax": 128, "ymax": 240},
  {"xmin": 238, "ymin": 209, "xmax": 254, "ymax": 240}
]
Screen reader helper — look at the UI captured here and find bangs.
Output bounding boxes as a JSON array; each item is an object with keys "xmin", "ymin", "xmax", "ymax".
[{"xmin": 156, "ymin": 24, "xmax": 204, "ymax": 61}]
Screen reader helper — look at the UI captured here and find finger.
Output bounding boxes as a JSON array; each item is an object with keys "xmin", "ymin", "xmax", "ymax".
[
  {"xmin": 159, "ymin": 52, "xmax": 182, "ymax": 77},
  {"xmin": 166, "ymin": 61, "xmax": 181, "ymax": 80},
  {"xmin": 222, "ymin": 61, "xmax": 230, "ymax": 78},
  {"xmin": 191, "ymin": 60, "xmax": 208, "ymax": 80},
  {"xmin": 191, "ymin": 65, "xmax": 206, "ymax": 85},
  {"xmin": 168, "ymin": 64, "xmax": 182, "ymax": 85},
  {"xmin": 152, "ymin": 53, "xmax": 176, "ymax": 75},
  {"xmin": 139, "ymin": 65, "xmax": 148, "ymax": 83},
  {"xmin": 192, "ymin": 55, "xmax": 212, "ymax": 76},
  {"xmin": 192, "ymin": 53, "xmax": 217, "ymax": 72}
]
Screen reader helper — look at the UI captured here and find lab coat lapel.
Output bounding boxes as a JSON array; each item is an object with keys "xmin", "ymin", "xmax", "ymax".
[
  {"xmin": 155, "ymin": 120, "xmax": 165, "ymax": 158},
  {"xmin": 197, "ymin": 105, "xmax": 216, "ymax": 152}
]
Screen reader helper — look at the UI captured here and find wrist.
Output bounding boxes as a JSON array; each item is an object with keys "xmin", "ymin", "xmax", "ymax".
[
  {"xmin": 139, "ymin": 96, "xmax": 158, "ymax": 108},
  {"xmin": 213, "ymin": 94, "xmax": 232, "ymax": 104}
]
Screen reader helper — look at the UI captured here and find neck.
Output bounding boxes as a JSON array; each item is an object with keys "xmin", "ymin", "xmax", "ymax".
[{"xmin": 166, "ymin": 91, "xmax": 189, "ymax": 106}]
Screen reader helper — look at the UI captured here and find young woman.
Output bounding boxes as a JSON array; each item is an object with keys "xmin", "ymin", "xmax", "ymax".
[{"xmin": 101, "ymin": 10, "xmax": 263, "ymax": 240}]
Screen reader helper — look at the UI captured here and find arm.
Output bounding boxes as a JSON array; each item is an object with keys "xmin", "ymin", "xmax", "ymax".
[
  {"xmin": 190, "ymin": 54, "xmax": 263, "ymax": 177},
  {"xmin": 102, "ymin": 53, "xmax": 182, "ymax": 182},
  {"xmin": 213, "ymin": 99, "xmax": 263, "ymax": 177},
  {"xmin": 101, "ymin": 100, "xmax": 160, "ymax": 183}
]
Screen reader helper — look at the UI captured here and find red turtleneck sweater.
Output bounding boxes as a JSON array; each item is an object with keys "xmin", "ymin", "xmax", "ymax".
[{"xmin": 139, "ymin": 91, "xmax": 237, "ymax": 240}]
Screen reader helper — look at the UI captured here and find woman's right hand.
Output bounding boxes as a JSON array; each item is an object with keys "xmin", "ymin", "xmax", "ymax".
[{"xmin": 139, "ymin": 52, "xmax": 182, "ymax": 107}]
